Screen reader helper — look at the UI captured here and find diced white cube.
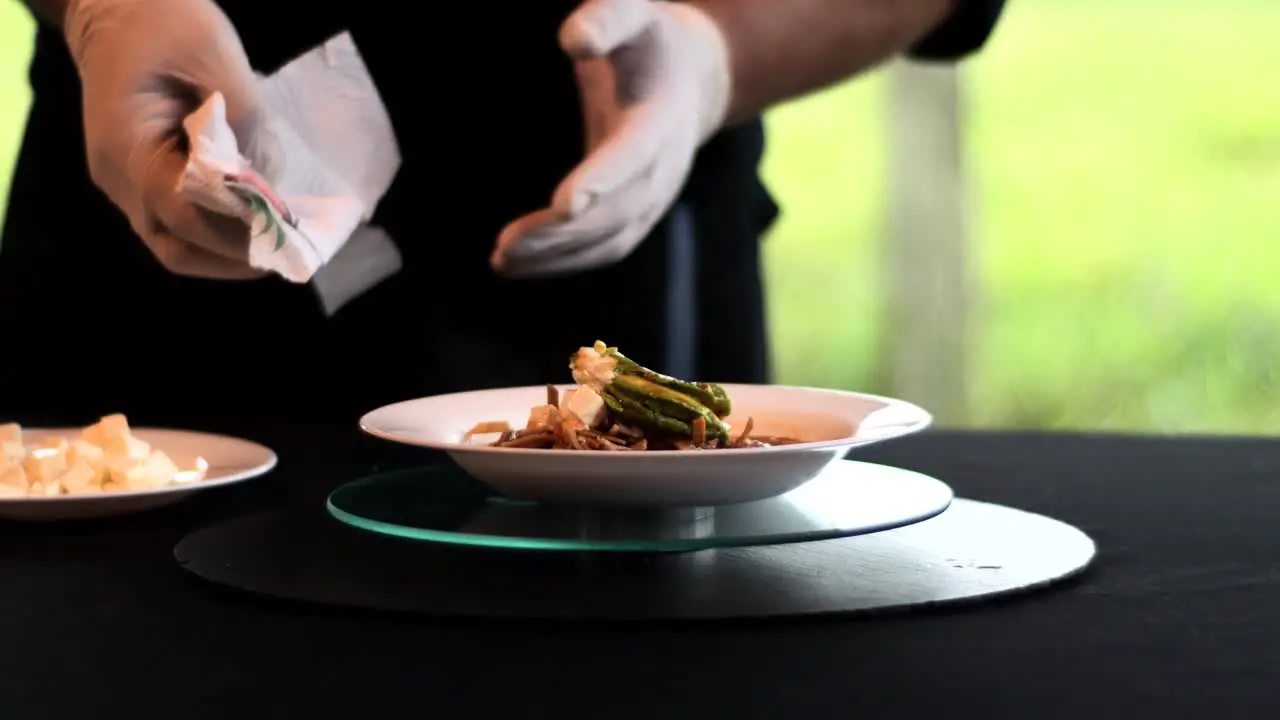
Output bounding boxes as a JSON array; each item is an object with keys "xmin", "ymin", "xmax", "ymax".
[
  {"xmin": 24, "ymin": 446, "xmax": 68, "ymax": 484},
  {"xmin": 60, "ymin": 460, "xmax": 102, "ymax": 494},
  {"xmin": 467, "ymin": 432, "xmax": 505, "ymax": 446},
  {"xmin": 67, "ymin": 440, "xmax": 107, "ymax": 481},
  {"xmin": 526, "ymin": 405, "xmax": 554, "ymax": 428},
  {"xmin": 0, "ymin": 463, "xmax": 28, "ymax": 492},
  {"xmin": 0, "ymin": 422, "xmax": 22, "ymax": 444},
  {"xmin": 560, "ymin": 386, "xmax": 607, "ymax": 429},
  {"xmin": 122, "ymin": 450, "xmax": 180, "ymax": 491},
  {"xmin": 1, "ymin": 441, "xmax": 24, "ymax": 467}
]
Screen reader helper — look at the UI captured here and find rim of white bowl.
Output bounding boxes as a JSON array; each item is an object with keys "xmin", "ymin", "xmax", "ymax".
[{"xmin": 359, "ymin": 384, "xmax": 933, "ymax": 459}]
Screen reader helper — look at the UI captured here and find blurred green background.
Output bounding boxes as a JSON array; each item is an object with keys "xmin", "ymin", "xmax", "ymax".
[{"xmin": 2, "ymin": 0, "xmax": 1277, "ymax": 433}]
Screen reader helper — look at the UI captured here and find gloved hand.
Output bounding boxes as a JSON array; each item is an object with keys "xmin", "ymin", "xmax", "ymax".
[
  {"xmin": 65, "ymin": 0, "xmax": 277, "ymax": 278},
  {"xmin": 491, "ymin": 0, "xmax": 734, "ymax": 278}
]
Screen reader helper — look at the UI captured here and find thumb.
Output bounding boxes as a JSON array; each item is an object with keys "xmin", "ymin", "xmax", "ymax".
[{"xmin": 559, "ymin": 0, "xmax": 655, "ymax": 57}]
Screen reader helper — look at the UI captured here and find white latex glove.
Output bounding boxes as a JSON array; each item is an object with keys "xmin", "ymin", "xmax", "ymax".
[
  {"xmin": 491, "ymin": 0, "xmax": 734, "ymax": 278},
  {"xmin": 65, "ymin": 0, "xmax": 281, "ymax": 279}
]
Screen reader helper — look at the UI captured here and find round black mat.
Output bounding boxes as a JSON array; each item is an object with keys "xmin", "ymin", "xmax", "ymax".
[
  {"xmin": 174, "ymin": 497, "xmax": 1096, "ymax": 621},
  {"xmin": 324, "ymin": 462, "xmax": 954, "ymax": 552}
]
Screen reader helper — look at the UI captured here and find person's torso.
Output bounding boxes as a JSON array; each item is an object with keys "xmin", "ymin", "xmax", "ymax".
[
  {"xmin": 3, "ymin": 1, "xmax": 775, "ymax": 421},
  {"xmin": 28, "ymin": 0, "xmax": 586, "ymax": 267}
]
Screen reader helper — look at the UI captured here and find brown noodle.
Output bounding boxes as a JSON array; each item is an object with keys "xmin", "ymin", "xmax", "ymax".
[{"xmin": 465, "ymin": 386, "xmax": 803, "ymax": 452}]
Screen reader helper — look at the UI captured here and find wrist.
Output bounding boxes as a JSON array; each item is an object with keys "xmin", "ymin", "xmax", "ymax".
[{"xmin": 662, "ymin": 2, "xmax": 733, "ymax": 144}]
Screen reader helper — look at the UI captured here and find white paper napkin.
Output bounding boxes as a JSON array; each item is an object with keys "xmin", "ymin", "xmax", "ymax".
[{"xmin": 177, "ymin": 32, "xmax": 402, "ymax": 316}]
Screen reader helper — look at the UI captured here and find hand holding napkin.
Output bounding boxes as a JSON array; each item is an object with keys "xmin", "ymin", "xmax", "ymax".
[
  {"xmin": 65, "ymin": 0, "xmax": 400, "ymax": 314},
  {"xmin": 179, "ymin": 32, "xmax": 403, "ymax": 314}
]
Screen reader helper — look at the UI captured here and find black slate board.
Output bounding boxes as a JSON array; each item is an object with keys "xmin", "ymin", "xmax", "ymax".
[{"xmin": 174, "ymin": 498, "xmax": 1096, "ymax": 621}]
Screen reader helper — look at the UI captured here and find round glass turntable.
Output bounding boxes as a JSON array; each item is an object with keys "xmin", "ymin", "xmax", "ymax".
[{"xmin": 326, "ymin": 460, "xmax": 954, "ymax": 553}]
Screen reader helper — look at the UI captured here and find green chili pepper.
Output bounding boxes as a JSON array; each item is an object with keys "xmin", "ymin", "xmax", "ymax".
[
  {"xmin": 601, "ymin": 389, "xmax": 691, "ymax": 436},
  {"xmin": 572, "ymin": 340, "xmax": 733, "ymax": 441},
  {"xmin": 609, "ymin": 375, "xmax": 729, "ymax": 442},
  {"xmin": 602, "ymin": 346, "xmax": 732, "ymax": 418}
]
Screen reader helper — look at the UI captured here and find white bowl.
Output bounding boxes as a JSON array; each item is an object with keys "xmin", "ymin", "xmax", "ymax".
[{"xmin": 360, "ymin": 384, "xmax": 931, "ymax": 507}]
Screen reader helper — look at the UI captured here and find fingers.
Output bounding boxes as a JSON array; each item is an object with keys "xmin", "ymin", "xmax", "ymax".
[
  {"xmin": 140, "ymin": 136, "xmax": 265, "ymax": 280},
  {"xmin": 558, "ymin": 0, "xmax": 672, "ymax": 215},
  {"xmin": 143, "ymin": 231, "xmax": 267, "ymax": 280},
  {"xmin": 500, "ymin": 219, "xmax": 655, "ymax": 279},
  {"xmin": 573, "ymin": 57, "xmax": 617, "ymax": 154},
  {"xmin": 493, "ymin": 140, "xmax": 693, "ymax": 277},
  {"xmin": 149, "ymin": 203, "xmax": 263, "ymax": 279},
  {"xmin": 491, "ymin": 206, "xmax": 566, "ymax": 271},
  {"xmin": 560, "ymin": 0, "xmax": 654, "ymax": 57},
  {"xmin": 532, "ymin": 167, "xmax": 653, "ymax": 246},
  {"xmin": 493, "ymin": 164, "xmax": 658, "ymax": 274},
  {"xmin": 552, "ymin": 101, "xmax": 672, "ymax": 216},
  {"xmin": 498, "ymin": 205, "xmax": 630, "ymax": 267}
]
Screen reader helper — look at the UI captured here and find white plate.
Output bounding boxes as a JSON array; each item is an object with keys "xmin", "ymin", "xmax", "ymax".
[
  {"xmin": 0, "ymin": 428, "xmax": 277, "ymax": 521},
  {"xmin": 360, "ymin": 384, "xmax": 932, "ymax": 507}
]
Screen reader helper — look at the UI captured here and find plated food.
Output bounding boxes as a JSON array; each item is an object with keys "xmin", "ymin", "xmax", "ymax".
[
  {"xmin": 0, "ymin": 414, "xmax": 206, "ymax": 499},
  {"xmin": 464, "ymin": 341, "xmax": 802, "ymax": 452},
  {"xmin": 360, "ymin": 356, "xmax": 932, "ymax": 506}
]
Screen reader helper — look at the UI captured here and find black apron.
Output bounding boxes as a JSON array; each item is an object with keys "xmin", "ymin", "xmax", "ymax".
[{"xmin": 0, "ymin": 1, "xmax": 777, "ymax": 428}]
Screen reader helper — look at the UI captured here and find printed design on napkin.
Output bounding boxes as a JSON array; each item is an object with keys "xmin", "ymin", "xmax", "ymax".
[
  {"xmin": 176, "ymin": 31, "xmax": 402, "ymax": 316},
  {"xmin": 225, "ymin": 169, "xmax": 299, "ymax": 252},
  {"xmin": 245, "ymin": 193, "xmax": 287, "ymax": 251}
]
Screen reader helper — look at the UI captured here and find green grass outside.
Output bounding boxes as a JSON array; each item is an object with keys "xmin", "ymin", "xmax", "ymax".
[
  {"xmin": 3, "ymin": 0, "xmax": 1278, "ymax": 433},
  {"xmin": 0, "ymin": 1, "xmax": 32, "ymax": 224}
]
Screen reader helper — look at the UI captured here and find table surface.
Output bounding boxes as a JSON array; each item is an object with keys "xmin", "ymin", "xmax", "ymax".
[{"xmin": 2, "ymin": 425, "xmax": 1277, "ymax": 719}]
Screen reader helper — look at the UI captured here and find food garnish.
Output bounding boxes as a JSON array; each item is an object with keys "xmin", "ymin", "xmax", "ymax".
[{"xmin": 462, "ymin": 341, "xmax": 800, "ymax": 452}]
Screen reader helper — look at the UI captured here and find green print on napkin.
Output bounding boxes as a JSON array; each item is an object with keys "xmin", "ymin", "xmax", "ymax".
[{"xmin": 246, "ymin": 194, "xmax": 288, "ymax": 252}]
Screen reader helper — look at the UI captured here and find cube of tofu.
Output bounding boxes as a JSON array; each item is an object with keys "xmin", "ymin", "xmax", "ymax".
[
  {"xmin": 462, "ymin": 421, "xmax": 512, "ymax": 446},
  {"xmin": 98, "ymin": 413, "xmax": 131, "ymax": 440},
  {"xmin": 79, "ymin": 426, "xmax": 104, "ymax": 448},
  {"xmin": 24, "ymin": 445, "xmax": 68, "ymax": 485},
  {"xmin": 526, "ymin": 405, "xmax": 554, "ymax": 428},
  {"xmin": 67, "ymin": 440, "xmax": 107, "ymax": 479},
  {"xmin": 121, "ymin": 450, "xmax": 180, "ymax": 491},
  {"xmin": 80, "ymin": 413, "xmax": 129, "ymax": 448},
  {"xmin": 104, "ymin": 434, "xmax": 151, "ymax": 464},
  {"xmin": 559, "ymin": 386, "xmax": 607, "ymax": 429},
  {"xmin": 60, "ymin": 460, "xmax": 103, "ymax": 494},
  {"xmin": 0, "ymin": 422, "xmax": 21, "ymax": 444},
  {"xmin": 0, "ymin": 463, "xmax": 28, "ymax": 492},
  {"xmin": 1, "ymin": 423, "xmax": 24, "ymax": 467},
  {"xmin": 104, "ymin": 455, "xmax": 138, "ymax": 485},
  {"xmin": 1, "ymin": 440, "xmax": 24, "ymax": 467},
  {"xmin": 466, "ymin": 432, "xmax": 506, "ymax": 446}
]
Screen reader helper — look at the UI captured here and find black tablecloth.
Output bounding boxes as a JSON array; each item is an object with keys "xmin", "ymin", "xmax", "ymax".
[{"xmin": 3, "ymin": 427, "xmax": 1278, "ymax": 718}]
